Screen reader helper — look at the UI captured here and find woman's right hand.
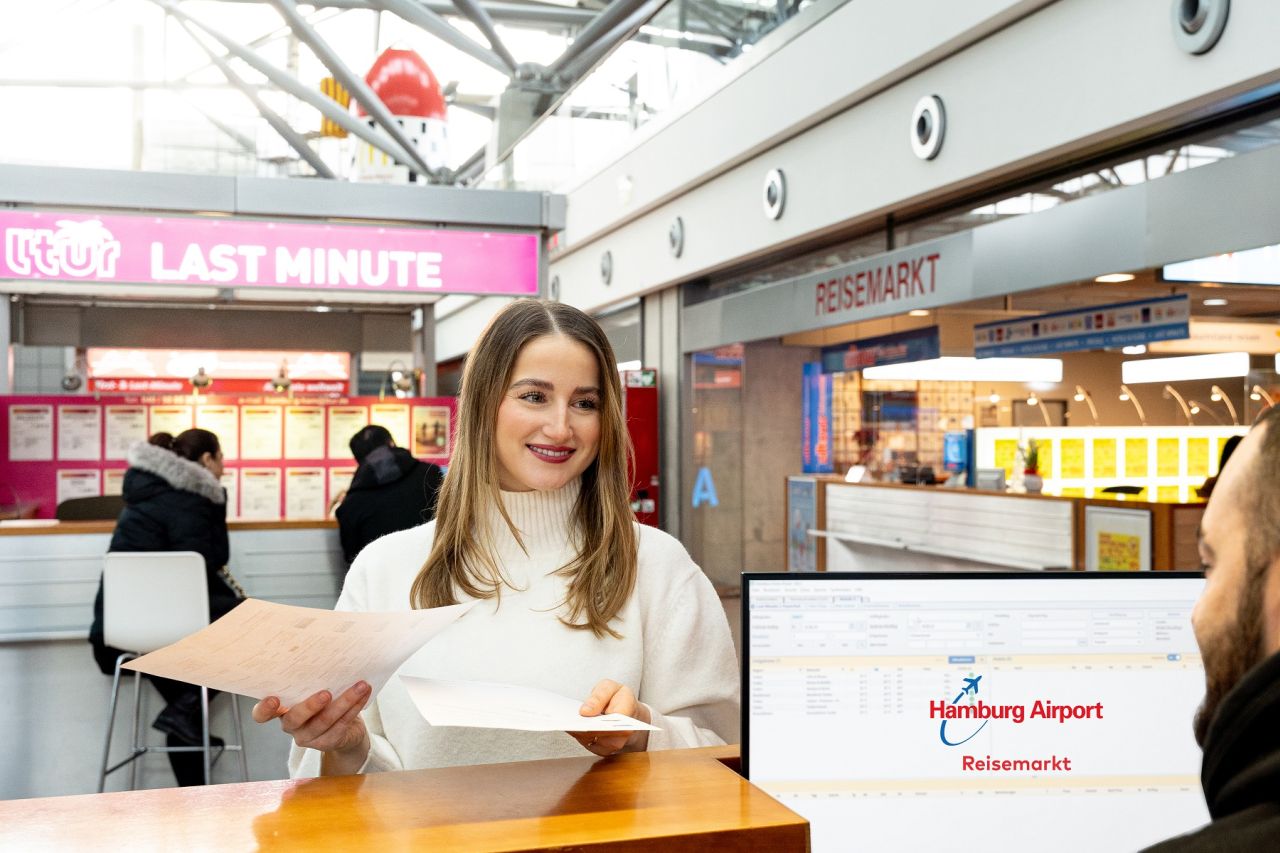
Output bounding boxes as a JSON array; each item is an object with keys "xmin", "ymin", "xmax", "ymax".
[{"xmin": 252, "ymin": 681, "xmax": 373, "ymax": 775}]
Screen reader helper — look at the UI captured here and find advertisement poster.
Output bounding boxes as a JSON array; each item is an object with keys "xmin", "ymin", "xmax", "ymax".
[
  {"xmin": 975, "ymin": 295, "xmax": 1189, "ymax": 357},
  {"xmin": 9, "ymin": 404, "xmax": 54, "ymax": 461},
  {"xmin": 104, "ymin": 405, "xmax": 148, "ymax": 459},
  {"xmin": 57, "ymin": 405, "xmax": 102, "ymax": 461},
  {"xmin": 56, "ymin": 469, "xmax": 101, "ymax": 505},
  {"xmin": 196, "ymin": 405, "xmax": 240, "ymax": 460},
  {"xmin": 149, "ymin": 405, "xmax": 193, "ymax": 437},
  {"xmin": 802, "ymin": 362, "xmax": 834, "ymax": 474},
  {"xmin": 284, "ymin": 406, "xmax": 325, "ymax": 459},
  {"xmin": 1060, "ymin": 439, "xmax": 1085, "ymax": 480},
  {"xmin": 240, "ymin": 406, "xmax": 283, "ymax": 459},
  {"xmin": 328, "ymin": 407, "xmax": 368, "ymax": 460},
  {"xmin": 328, "ymin": 467, "xmax": 356, "ymax": 507},
  {"xmin": 284, "ymin": 468, "xmax": 326, "ymax": 520},
  {"xmin": 787, "ymin": 478, "xmax": 818, "ymax": 572},
  {"xmin": 103, "ymin": 469, "xmax": 126, "ymax": 496},
  {"xmin": 239, "ymin": 468, "xmax": 281, "ymax": 520},
  {"xmin": 221, "ymin": 471, "xmax": 239, "ymax": 520},
  {"xmin": 370, "ymin": 404, "xmax": 411, "ymax": 450},
  {"xmin": 1085, "ymin": 506, "xmax": 1151, "ymax": 571},
  {"xmin": 1092, "ymin": 439, "xmax": 1117, "ymax": 478},
  {"xmin": 412, "ymin": 406, "xmax": 451, "ymax": 457},
  {"xmin": 1124, "ymin": 438, "xmax": 1149, "ymax": 478}
]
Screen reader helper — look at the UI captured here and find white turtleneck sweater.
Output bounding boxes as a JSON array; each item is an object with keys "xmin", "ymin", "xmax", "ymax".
[{"xmin": 289, "ymin": 481, "xmax": 739, "ymax": 776}]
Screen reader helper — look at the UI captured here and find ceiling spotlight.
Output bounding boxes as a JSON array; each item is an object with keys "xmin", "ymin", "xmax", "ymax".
[
  {"xmin": 1189, "ymin": 402, "xmax": 1201, "ymax": 415},
  {"xmin": 988, "ymin": 390, "xmax": 1000, "ymax": 404},
  {"xmin": 1163, "ymin": 384, "xmax": 1194, "ymax": 425},
  {"xmin": 1095, "ymin": 273, "xmax": 1135, "ymax": 283},
  {"xmin": 1073, "ymin": 385, "xmax": 1100, "ymax": 425},
  {"xmin": 312, "ymin": 305, "xmax": 332, "ymax": 313},
  {"xmin": 1119, "ymin": 384, "xmax": 1147, "ymax": 425},
  {"xmin": 1252, "ymin": 385, "xmax": 1275, "ymax": 406},
  {"xmin": 1203, "ymin": 298, "xmax": 1228, "ymax": 307},
  {"xmin": 1209, "ymin": 385, "xmax": 1238, "ymax": 424},
  {"xmin": 1026, "ymin": 393, "xmax": 1039, "ymax": 406},
  {"xmin": 908, "ymin": 309, "xmax": 931, "ymax": 317}
]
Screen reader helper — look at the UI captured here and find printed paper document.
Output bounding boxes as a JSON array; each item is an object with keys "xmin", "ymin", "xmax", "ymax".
[
  {"xmin": 401, "ymin": 676, "xmax": 660, "ymax": 732},
  {"xmin": 124, "ymin": 598, "xmax": 473, "ymax": 708}
]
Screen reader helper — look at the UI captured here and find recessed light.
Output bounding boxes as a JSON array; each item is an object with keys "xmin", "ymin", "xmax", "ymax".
[
  {"xmin": 1122, "ymin": 345, "xmax": 1147, "ymax": 355},
  {"xmin": 1203, "ymin": 298, "xmax": 1228, "ymax": 307},
  {"xmin": 908, "ymin": 309, "xmax": 930, "ymax": 317},
  {"xmin": 312, "ymin": 305, "xmax": 332, "ymax": 312},
  {"xmin": 1095, "ymin": 273, "xmax": 1135, "ymax": 283}
]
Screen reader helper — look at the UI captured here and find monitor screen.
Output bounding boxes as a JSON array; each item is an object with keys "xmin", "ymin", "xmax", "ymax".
[{"xmin": 743, "ymin": 572, "xmax": 1210, "ymax": 852}]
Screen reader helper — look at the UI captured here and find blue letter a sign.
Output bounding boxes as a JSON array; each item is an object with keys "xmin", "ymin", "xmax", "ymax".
[{"xmin": 692, "ymin": 467, "xmax": 719, "ymax": 508}]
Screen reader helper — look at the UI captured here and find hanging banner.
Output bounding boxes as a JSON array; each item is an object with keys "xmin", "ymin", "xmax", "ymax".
[
  {"xmin": 802, "ymin": 362, "xmax": 834, "ymax": 474},
  {"xmin": 0, "ymin": 209, "xmax": 539, "ymax": 296},
  {"xmin": 821, "ymin": 326, "xmax": 940, "ymax": 373},
  {"xmin": 974, "ymin": 295, "xmax": 1190, "ymax": 358}
]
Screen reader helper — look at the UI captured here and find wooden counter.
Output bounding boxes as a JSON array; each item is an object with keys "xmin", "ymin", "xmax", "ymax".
[{"xmin": 0, "ymin": 746, "xmax": 808, "ymax": 852}]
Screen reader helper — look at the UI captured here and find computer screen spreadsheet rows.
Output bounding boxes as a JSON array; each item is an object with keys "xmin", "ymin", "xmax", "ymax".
[{"xmin": 744, "ymin": 575, "xmax": 1210, "ymax": 853}]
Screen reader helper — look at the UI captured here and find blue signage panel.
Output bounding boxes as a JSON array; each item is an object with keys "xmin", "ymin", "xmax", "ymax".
[
  {"xmin": 802, "ymin": 362, "xmax": 834, "ymax": 474},
  {"xmin": 820, "ymin": 326, "xmax": 941, "ymax": 373},
  {"xmin": 974, "ymin": 295, "xmax": 1190, "ymax": 358}
]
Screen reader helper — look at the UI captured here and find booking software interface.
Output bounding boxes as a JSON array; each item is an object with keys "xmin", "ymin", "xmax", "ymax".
[{"xmin": 745, "ymin": 574, "xmax": 1210, "ymax": 853}]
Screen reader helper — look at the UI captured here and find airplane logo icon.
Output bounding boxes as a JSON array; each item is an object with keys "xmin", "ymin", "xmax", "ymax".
[{"xmin": 962, "ymin": 676, "xmax": 982, "ymax": 696}]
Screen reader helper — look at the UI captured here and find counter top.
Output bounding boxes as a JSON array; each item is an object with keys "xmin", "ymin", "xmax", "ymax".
[
  {"xmin": 0, "ymin": 745, "xmax": 807, "ymax": 852},
  {"xmin": 0, "ymin": 519, "xmax": 338, "ymax": 536}
]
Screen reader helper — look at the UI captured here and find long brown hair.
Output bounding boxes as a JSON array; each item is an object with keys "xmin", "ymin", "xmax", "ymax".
[{"xmin": 410, "ymin": 299, "xmax": 638, "ymax": 638}]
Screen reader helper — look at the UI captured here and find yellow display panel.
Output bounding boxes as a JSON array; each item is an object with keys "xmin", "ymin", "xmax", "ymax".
[
  {"xmin": 1037, "ymin": 441, "xmax": 1053, "ymax": 478},
  {"xmin": 1097, "ymin": 532, "xmax": 1142, "ymax": 571},
  {"xmin": 1156, "ymin": 438, "xmax": 1180, "ymax": 477},
  {"xmin": 1186, "ymin": 438, "xmax": 1209, "ymax": 478},
  {"xmin": 1125, "ymin": 438, "xmax": 1149, "ymax": 478},
  {"xmin": 1157, "ymin": 486, "xmax": 1181, "ymax": 503},
  {"xmin": 994, "ymin": 439, "xmax": 1018, "ymax": 477},
  {"xmin": 1092, "ymin": 439, "xmax": 1117, "ymax": 478},
  {"xmin": 1060, "ymin": 439, "xmax": 1085, "ymax": 479}
]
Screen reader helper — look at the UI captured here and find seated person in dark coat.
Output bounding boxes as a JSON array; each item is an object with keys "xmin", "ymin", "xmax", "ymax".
[
  {"xmin": 1144, "ymin": 405, "xmax": 1280, "ymax": 851},
  {"xmin": 88, "ymin": 429, "xmax": 245, "ymax": 786},
  {"xmin": 336, "ymin": 425, "xmax": 444, "ymax": 565}
]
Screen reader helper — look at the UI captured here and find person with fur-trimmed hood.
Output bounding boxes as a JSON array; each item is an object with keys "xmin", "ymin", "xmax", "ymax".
[{"xmin": 88, "ymin": 428, "xmax": 244, "ymax": 786}]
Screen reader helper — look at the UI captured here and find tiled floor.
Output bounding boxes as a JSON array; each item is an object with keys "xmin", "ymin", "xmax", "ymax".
[{"xmin": 0, "ymin": 592, "xmax": 745, "ymax": 801}]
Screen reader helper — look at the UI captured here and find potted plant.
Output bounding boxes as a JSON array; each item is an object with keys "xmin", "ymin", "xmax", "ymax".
[{"xmin": 1022, "ymin": 440, "xmax": 1044, "ymax": 494}]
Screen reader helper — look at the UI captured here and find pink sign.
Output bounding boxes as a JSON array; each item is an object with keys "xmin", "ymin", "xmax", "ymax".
[{"xmin": 0, "ymin": 209, "xmax": 540, "ymax": 296}]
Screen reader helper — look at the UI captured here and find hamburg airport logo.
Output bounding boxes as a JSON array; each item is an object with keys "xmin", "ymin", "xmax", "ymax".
[{"xmin": 938, "ymin": 675, "xmax": 987, "ymax": 746}]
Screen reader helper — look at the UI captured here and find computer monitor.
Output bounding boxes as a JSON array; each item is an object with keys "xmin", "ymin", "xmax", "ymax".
[{"xmin": 742, "ymin": 572, "xmax": 1210, "ymax": 852}]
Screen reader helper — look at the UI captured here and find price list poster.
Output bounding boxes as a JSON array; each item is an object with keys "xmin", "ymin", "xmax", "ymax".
[{"xmin": 0, "ymin": 395, "xmax": 457, "ymax": 519}]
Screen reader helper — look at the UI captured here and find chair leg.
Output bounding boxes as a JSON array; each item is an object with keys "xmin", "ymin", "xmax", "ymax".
[
  {"xmin": 230, "ymin": 694, "xmax": 250, "ymax": 782},
  {"xmin": 129, "ymin": 670, "xmax": 144, "ymax": 791},
  {"xmin": 201, "ymin": 686, "xmax": 212, "ymax": 785},
  {"xmin": 98, "ymin": 654, "xmax": 130, "ymax": 793}
]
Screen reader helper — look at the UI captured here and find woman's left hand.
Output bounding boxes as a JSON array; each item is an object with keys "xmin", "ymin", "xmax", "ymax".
[{"xmin": 570, "ymin": 679, "xmax": 651, "ymax": 756}]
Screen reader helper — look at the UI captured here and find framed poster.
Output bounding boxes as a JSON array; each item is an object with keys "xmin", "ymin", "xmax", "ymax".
[
  {"xmin": 787, "ymin": 477, "xmax": 819, "ymax": 573},
  {"xmin": 1085, "ymin": 505, "xmax": 1152, "ymax": 572}
]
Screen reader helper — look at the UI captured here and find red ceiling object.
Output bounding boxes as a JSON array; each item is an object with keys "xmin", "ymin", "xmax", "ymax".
[{"xmin": 356, "ymin": 47, "xmax": 447, "ymax": 120}]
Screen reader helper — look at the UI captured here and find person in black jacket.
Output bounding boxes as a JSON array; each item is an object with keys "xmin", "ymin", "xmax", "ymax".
[
  {"xmin": 88, "ymin": 429, "xmax": 244, "ymax": 786},
  {"xmin": 1144, "ymin": 405, "xmax": 1280, "ymax": 851},
  {"xmin": 335, "ymin": 425, "xmax": 443, "ymax": 565}
]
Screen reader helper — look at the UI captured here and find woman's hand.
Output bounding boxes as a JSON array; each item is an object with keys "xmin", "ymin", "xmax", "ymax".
[
  {"xmin": 569, "ymin": 679, "xmax": 651, "ymax": 757},
  {"xmin": 252, "ymin": 681, "xmax": 373, "ymax": 775}
]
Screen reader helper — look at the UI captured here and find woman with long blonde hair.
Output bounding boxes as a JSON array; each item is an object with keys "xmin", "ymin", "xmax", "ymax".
[{"xmin": 256, "ymin": 299, "xmax": 738, "ymax": 775}]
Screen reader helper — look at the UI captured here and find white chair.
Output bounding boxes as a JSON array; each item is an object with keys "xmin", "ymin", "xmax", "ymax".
[{"xmin": 97, "ymin": 551, "xmax": 249, "ymax": 791}]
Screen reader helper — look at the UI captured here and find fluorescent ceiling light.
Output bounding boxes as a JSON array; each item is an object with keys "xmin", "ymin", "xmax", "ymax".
[
  {"xmin": 1095, "ymin": 273, "xmax": 1135, "ymax": 283},
  {"xmin": 908, "ymin": 309, "xmax": 930, "ymax": 317},
  {"xmin": 1203, "ymin": 298, "xmax": 1228, "ymax": 306},
  {"xmin": 862, "ymin": 357, "xmax": 1063, "ymax": 383},
  {"xmin": 1121, "ymin": 351, "xmax": 1250, "ymax": 384},
  {"xmin": 616, "ymin": 360, "xmax": 642, "ymax": 372}
]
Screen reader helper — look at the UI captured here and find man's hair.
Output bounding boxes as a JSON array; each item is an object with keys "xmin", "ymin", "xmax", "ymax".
[
  {"xmin": 1246, "ymin": 405, "xmax": 1280, "ymax": 576},
  {"xmin": 350, "ymin": 424, "xmax": 394, "ymax": 463}
]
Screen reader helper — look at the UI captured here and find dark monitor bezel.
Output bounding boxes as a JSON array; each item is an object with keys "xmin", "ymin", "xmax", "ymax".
[{"xmin": 739, "ymin": 570, "xmax": 1205, "ymax": 780}]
